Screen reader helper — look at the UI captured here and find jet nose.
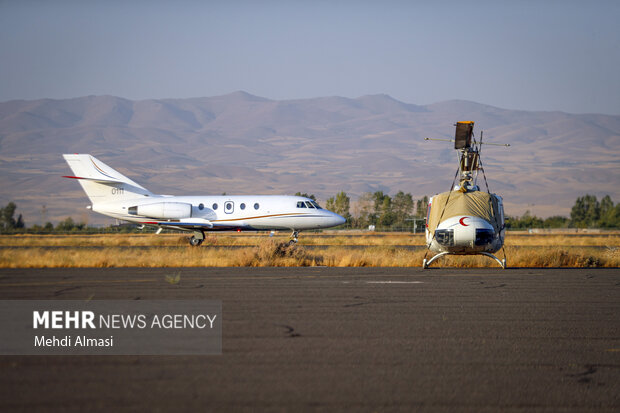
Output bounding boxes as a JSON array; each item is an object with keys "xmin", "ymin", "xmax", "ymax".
[{"xmin": 332, "ymin": 212, "xmax": 346, "ymax": 226}]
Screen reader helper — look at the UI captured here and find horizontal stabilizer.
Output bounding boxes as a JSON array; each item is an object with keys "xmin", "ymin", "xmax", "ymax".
[{"xmin": 62, "ymin": 175, "xmax": 125, "ymax": 184}]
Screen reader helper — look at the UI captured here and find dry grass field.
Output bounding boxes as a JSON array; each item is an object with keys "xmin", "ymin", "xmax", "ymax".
[{"xmin": 0, "ymin": 231, "xmax": 618, "ymax": 268}]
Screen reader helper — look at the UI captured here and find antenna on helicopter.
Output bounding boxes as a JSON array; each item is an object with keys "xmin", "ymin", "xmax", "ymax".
[{"xmin": 423, "ymin": 137, "xmax": 510, "ymax": 147}]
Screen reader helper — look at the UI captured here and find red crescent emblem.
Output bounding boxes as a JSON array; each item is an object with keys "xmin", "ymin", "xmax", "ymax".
[{"xmin": 459, "ymin": 217, "xmax": 469, "ymax": 226}]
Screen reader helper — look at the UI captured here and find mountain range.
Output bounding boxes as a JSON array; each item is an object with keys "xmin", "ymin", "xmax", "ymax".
[{"xmin": 0, "ymin": 91, "xmax": 618, "ymax": 225}]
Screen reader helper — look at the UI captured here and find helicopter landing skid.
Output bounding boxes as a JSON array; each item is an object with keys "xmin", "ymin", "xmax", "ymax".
[{"xmin": 423, "ymin": 251, "xmax": 506, "ymax": 269}]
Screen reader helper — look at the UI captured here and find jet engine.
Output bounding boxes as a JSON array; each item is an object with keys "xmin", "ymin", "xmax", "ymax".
[{"xmin": 130, "ymin": 202, "xmax": 192, "ymax": 219}]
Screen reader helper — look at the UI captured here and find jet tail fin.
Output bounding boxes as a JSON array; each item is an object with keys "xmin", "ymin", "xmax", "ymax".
[{"xmin": 63, "ymin": 154, "xmax": 153, "ymax": 203}]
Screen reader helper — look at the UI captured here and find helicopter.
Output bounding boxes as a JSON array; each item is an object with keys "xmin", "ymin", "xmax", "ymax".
[{"xmin": 423, "ymin": 121, "xmax": 509, "ymax": 269}]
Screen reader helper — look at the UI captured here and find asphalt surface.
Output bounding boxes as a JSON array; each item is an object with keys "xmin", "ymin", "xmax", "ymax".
[{"xmin": 0, "ymin": 267, "xmax": 618, "ymax": 412}]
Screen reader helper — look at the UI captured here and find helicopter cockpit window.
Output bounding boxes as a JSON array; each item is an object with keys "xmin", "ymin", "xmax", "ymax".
[
  {"xmin": 310, "ymin": 201, "xmax": 322, "ymax": 209},
  {"xmin": 305, "ymin": 201, "xmax": 315, "ymax": 209},
  {"xmin": 297, "ymin": 201, "xmax": 306, "ymax": 208},
  {"xmin": 475, "ymin": 228, "xmax": 494, "ymax": 246},
  {"xmin": 435, "ymin": 229, "xmax": 454, "ymax": 246}
]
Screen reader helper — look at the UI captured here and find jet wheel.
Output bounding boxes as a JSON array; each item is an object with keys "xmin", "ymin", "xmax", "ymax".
[
  {"xmin": 189, "ymin": 236, "xmax": 203, "ymax": 247},
  {"xmin": 288, "ymin": 230, "xmax": 299, "ymax": 246}
]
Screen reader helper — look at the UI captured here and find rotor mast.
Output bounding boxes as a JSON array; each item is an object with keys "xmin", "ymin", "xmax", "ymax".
[
  {"xmin": 454, "ymin": 121, "xmax": 479, "ymax": 190},
  {"xmin": 425, "ymin": 121, "xmax": 509, "ymax": 192}
]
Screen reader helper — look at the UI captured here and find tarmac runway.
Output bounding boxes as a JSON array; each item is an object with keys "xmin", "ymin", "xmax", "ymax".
[{"xmin": 0, "ymin": 266, "xmax": 618, "ymax": 412}]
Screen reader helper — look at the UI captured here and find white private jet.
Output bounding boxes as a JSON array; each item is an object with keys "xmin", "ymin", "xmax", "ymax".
[{"xmin": 63, "ymin": 154, "xmax": 345, "ymax": 246}]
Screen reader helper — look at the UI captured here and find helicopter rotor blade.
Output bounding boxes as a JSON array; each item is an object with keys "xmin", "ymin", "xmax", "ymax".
[{"xmin": 424, "ymin": 138, "xmax": 455, "ymax": 143}]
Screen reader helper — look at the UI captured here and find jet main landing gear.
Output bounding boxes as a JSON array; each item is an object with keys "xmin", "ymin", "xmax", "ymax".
[{"xmin": 189, "ymin": 231, "xmax": 205, "ymax": 247}]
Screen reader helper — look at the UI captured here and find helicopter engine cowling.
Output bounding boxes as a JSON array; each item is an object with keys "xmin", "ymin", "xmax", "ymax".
[{"xmin": 134, "ymin": 202, "xmax": 192, "ymax": 219}]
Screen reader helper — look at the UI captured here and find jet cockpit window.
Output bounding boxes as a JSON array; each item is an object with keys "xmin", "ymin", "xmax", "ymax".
[
  {"xmin": 310, "ymin": 201, "xmax": 322, "ymax": 209},
  {"xmin": 297, "ymin": 201, "xmax": 306, "ymax": 208},
  {"xmin": 305, "ymin": 201, "xmax": 315, "ymax": 209}
]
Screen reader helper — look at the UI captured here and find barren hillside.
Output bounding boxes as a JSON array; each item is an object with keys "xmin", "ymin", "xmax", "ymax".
[{"xmin": 0, "ymin": 92, "xmax": 618, "ymax": 225}]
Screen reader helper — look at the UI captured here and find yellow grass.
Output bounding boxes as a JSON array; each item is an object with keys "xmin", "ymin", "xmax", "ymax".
[
  {"xmin": 0, "ymin": 232, "xmax": 426, "ymax": 247},
  {"xmin": 2, "ymin": 232, "xmax": 618, "ymax": 247},
  {"xmin": 504, "ymin": 234, "xmax": 620, "ymax": 247},
  {"xmin": 1, "ymin": 240, "xmax": 618, "ymax": 268},
  {"xmin": 0, "ymin": 242, "xmax": 321, "ymax": 268},
  {"xmin": 318, "ymin": 246, "xmax": 619, "ymax": 268}
]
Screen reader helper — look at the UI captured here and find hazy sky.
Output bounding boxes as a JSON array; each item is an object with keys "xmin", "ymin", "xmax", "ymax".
[{"xmin": 1, "ymin": 0, "xmax": 619, "ymax": 114}]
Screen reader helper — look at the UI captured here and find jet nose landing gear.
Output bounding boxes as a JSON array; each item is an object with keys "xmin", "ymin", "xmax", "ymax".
[{"xmin": 287, "ymin": 230, "xmax": 299, "ymax": 246}]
